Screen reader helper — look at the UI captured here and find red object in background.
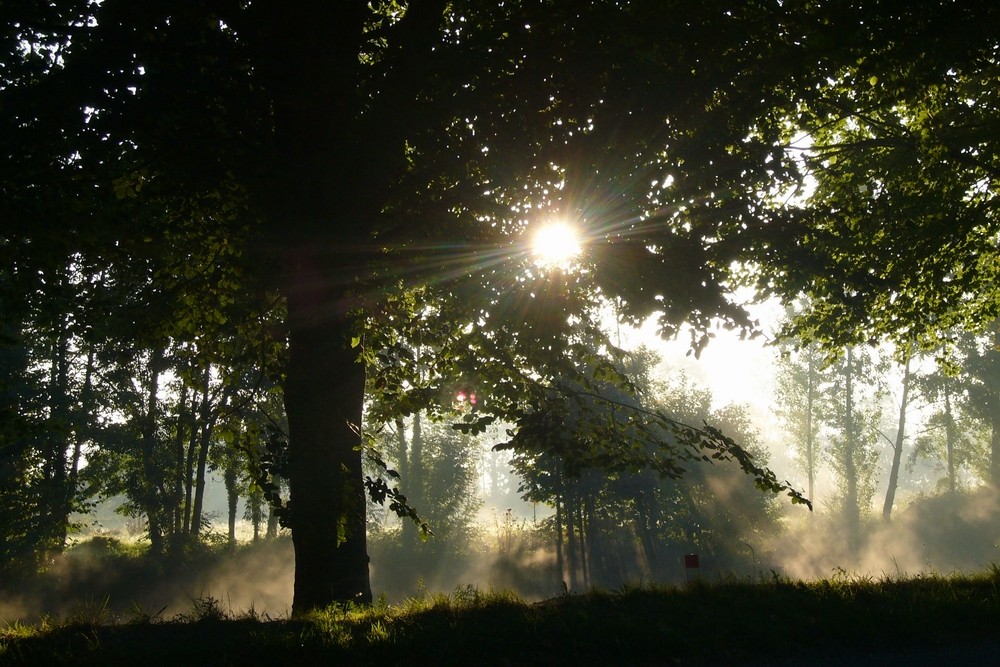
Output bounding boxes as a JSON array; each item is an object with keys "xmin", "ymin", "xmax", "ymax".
[{"xmin": 684, "ymin": 554, "xmax": 699, "ymax": 569}]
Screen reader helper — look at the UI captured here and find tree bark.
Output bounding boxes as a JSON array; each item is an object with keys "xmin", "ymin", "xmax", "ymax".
[
  {"xmin": 284, "ymin": 254, "xmax": 371, "ymax": 611},
  {"xmin": 247, "ymin": 0, "xmax": 447, "ymax": 612}
]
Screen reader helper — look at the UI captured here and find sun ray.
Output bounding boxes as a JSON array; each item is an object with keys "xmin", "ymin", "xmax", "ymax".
[{"xmin": 531, "ymin": 221, "xmax": 581, "ymax": 269}]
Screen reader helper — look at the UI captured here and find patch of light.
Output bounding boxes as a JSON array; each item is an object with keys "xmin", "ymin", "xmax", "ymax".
[{"xmin": 530, "ymin": 221, "xmax": 582, "ymax": 269}]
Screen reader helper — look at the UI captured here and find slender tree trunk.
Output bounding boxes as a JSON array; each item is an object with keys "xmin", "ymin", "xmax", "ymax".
[
  {"xmin": 565, "ymin": 491, "xmax": 580, "ymax": 590},
  {"xmin": 578, "ymin": 500, "xmax": 590, "ymax": 588},
  {"xmin": 992, "ymin": 325, "xmax": 1000, "ymax": 486},
  {"xmin": 225, "ymin": 453, "xmax": 239, "ymax": 546},
  {"xmin": 394, "ymin": 417, "xmax": 410, "ymax": 482},
  {"xmin": 183, "ymin": 404, "xmax": 199, "ymax": 536},
  {"xmin": 68, "ymin": 346, "xmax": 95, "ymax": 512},
  {"xmin": 944, "ymin": 379, "xmax": 957, "ymax": 494},
  {"xmin": 250, "ymin": 493, "xmax": 262, "ymax": 542},
  {"xmin": 404, "ymin": 412, "xmax": 424, "ymax": 545},
  {"xmin": 191, "ymin": 365, "xmax": 213, "ymax": 535},
  {"xmin": 806, "ymin": 348, "xmax": 816, "ymax": 506},
  {"xmin": 266, "ymin": 505, "xmax": 279, "ymax": 539},
  {"xmin": 171, "ymin": 386, "xmax": 189, "ymax": 538},
  {"xmin": 554, "ymin": 482, "xmax": 565, "ymax": 590},
  {"xmin": 844, "ymin": 347, "xmax": 859, "ymax": 551},
  {"xmin": 634, "ymin": 479, "xmax": 660, "ymax": 577},
  {"xmin": 142, "ymin": 347, "xmax": 166, "ymax": 554},
  {"xmin": 882, "ymin": 354, "xmax": 911, "ymax": 522},
  {"xmin": 52, "ymin": 312, "xmax": 72, "ymax": 549},
  {"xmin": 992, "ymin": 409, "xmax": 1000, "ymax": 488}
]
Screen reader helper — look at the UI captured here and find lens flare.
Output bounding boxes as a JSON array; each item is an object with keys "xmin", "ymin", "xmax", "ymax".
[{"xmin": 531, "ymin": 222, "xmax": 582, "ymax": 269}]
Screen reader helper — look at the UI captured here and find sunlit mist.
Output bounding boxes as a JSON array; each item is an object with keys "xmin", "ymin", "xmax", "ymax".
[{"xmin": 530, "ymin": 221, "xmax": 582, "ymax": 269}]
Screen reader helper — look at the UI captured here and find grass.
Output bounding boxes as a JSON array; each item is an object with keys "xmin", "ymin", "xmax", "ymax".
[{"xmin": 3, "ymin": 572, "xmax": 1000, "ymax": 666}]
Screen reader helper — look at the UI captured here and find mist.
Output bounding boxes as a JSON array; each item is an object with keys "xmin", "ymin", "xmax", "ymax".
[{"xmin": 5, "ymin": 322, "xmax": 1000, "ymax": 626}]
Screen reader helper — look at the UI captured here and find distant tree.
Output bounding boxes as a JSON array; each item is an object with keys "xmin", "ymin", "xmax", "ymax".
[
  {"xmin": 822, "ymin": 347, "xmax": 886, "ymax": 550},
  {"xmin": 880, "ymin": 348, "xmax": 914, "ymax": 523},
  {"xmin": 511, "ymin": 350, "xmax": 784, "ymax": 588},
  {"xmin": 773, "ymin": 339, "xmax": 832, "ymax": 507},
  {"xmin": 958, "ymin": 324, "xmax": 1000, "ymax": 486}
]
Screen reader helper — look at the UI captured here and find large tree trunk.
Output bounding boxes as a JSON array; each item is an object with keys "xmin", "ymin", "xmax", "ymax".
[
  {"xmin": 249, "ymin": 0, "xmax": 446, "ymax": 613},
  {"xmin": 284, "ymin": 257, "xmax": 371, "ymax": 612}
]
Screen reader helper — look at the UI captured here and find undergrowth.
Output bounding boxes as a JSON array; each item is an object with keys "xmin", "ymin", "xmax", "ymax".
[{"xmin": 3, "ymin": 571, "xmax": 1000, "ymax": 666}]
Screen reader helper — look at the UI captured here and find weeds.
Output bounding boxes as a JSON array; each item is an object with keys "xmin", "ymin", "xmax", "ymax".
[{"xmin": 181, "ymin": 595, "xmax": 228, "ymax": 623}]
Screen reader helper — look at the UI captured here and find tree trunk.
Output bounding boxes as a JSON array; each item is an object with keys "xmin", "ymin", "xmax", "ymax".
[
  {"xmin": 266, "ymin": 505, "xmax": 279, "ymax": 540},
  {"xmin": 403, "ymin": 412, "xmax": 424, "ymax": 545},
  {"xmin": 183, "ymin": 403, "xmax": 199, "ymax": 536},
  {"xmin": 992, "ymin": 325, "xmax": 1000, "ymax": 486},
  {"xmin": 565, "ymin": 491, "xmax": 580, "ymax": 590},
  {"xmin": 171, "ymin": 386, "xmax": 189, "ymax": 538},
  {"xmin": 843, "ymin": 347, "xmax": 859, "ymax": 551},
  {"xmin": 47, "ymin": 306, "xmax": 71, "ymax": 550},
  {"xmin": 225, "ymin": 454, "xmax": 239, "ymax": 546},
  {"xmin": 806, "ymin": 347, "xmax": 816, "ymax": 506},
  {"xmin": 249, "ymin": 0, "xmax": 446, "ymax": 612},
  {"xmin": 578, "ymin": 499, "xmax": 591, "ymax": 588},
  {"xmin": 284, "ymin": 267, "xmax": 371, "ymax": 612},
  {"xmin": 944, "ymin": 379, "xmax": 957, "ymax": 494},
  {"xmin": 142, "ymin": 347, "xmax": 166, "ymax": 554},
  {"xmin": 554, "ymin": 480, "xmax": 566, "ymax": 590},
  {"xmin": 634, "ymin": 478, "xmax": 660, "ymax": 577},
  {"xmin": 882, "ymin": 354, "xmax": 911, "ymax": 522},
  {"xmin": 191, "ymin": 365, "xmax": 213, "ymax": 535}
]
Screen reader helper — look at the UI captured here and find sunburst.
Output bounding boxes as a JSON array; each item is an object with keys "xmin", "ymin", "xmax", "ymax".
[{"xmin": 531, "ymin": 221, "xmax": 582, "ymax": 269}]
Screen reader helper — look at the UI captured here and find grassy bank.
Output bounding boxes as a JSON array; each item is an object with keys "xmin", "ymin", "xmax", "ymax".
[{"xmin": 4, "ymin": 571, "xmax": 1000, "ymax": 666}]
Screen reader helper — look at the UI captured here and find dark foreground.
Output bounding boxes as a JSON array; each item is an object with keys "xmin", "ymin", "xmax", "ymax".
[{"xmin": 3, "ymin": 574, "xmax": 1000, "ymax": 666}]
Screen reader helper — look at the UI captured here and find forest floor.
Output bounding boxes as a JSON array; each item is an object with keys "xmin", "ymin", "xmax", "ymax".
[{"xmin": 3, "ymin": 570, "xmax": 1000, "ymax": 666}]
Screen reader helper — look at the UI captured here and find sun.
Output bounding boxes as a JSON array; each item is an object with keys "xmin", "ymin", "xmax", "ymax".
[{"xmin": 530, "ymin": 221, "xmax": 582, "ymax": 269}]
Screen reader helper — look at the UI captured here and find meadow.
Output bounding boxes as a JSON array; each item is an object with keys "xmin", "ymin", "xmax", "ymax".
[{"xmin": 4, "ymin": 556, "xmax": 1000, "ymax": 666}]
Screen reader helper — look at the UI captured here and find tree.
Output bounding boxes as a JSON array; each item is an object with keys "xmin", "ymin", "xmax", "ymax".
[
  {"xmin": 754, "ymin": 5, "xmax": 1000, "ymax": 351},
  {"xmin": 823, "ymin": 346, "xmax": 886, "ymax": 550},
  {"xmin": 773, "ymin": 339, "xmax": 831, "ymax": 506},
  {"xmin": 8, "ymin": 1, "xmax": 996, "ymax": 612},
  {"xmin": 511, "ymin": 351, "xmax": 783, "ymax": 588},
  {"xmin": 880, "ymin": 349, "xmax": 913, "ymax": 523},
  {"xmin": 958, "ymin": 324, "xmax": 1000, "ymax": 486}
]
